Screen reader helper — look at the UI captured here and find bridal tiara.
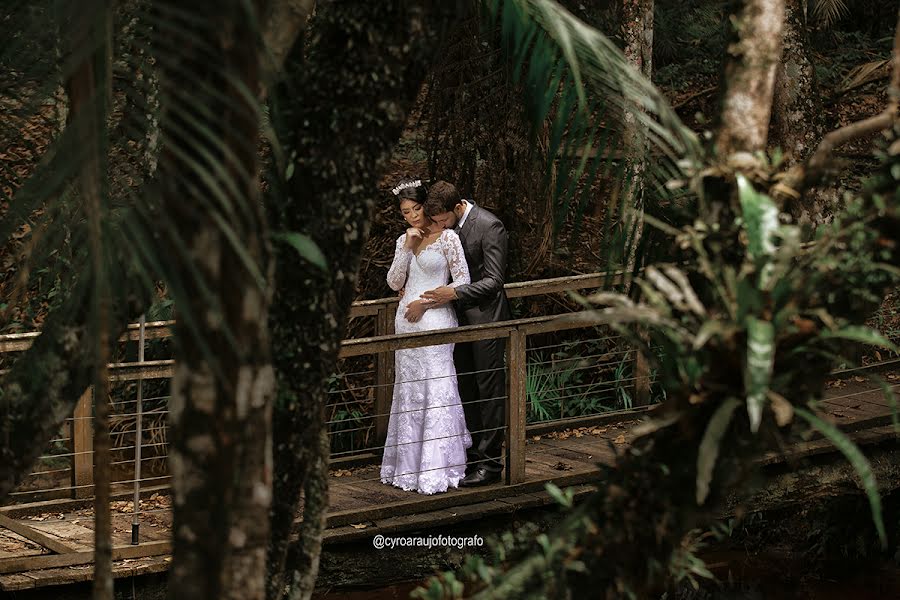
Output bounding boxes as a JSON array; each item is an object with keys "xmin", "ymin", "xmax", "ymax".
[{"xmin": 391, "ymin": 179, "xmax": 422, "ymax": 196}]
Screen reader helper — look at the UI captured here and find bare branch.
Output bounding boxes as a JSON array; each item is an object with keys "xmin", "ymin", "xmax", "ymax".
[
  {"xmin": 774, "ymin": 7, "xmax": 900, "ymax": 199},
  {"xmin": 805, "ymin": 110, "xmax": 893, "ymax": 179}
]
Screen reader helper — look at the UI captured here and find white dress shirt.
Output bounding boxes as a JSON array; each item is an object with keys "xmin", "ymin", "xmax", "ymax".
[{"xmin": 456, "ymin": 200, "xmax": 474, "ymax": 231}]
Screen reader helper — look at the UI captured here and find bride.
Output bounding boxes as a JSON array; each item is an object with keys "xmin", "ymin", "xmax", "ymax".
[{"xmin": 380, "ymin": 178, "xmax": 473, "ymax": 495}]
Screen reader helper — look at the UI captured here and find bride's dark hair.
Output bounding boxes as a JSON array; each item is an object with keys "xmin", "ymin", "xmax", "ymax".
[{"xmin": 391, "ymin": 177, "xmax": 427, "ymax": 204}]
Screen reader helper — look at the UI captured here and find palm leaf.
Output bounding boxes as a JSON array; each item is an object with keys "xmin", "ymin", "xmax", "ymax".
[
  {"xmin": 484, "ymin": 0, "xmax": 702, "ymax": 276},
  {"xmin": 0, "ymin": 0, "xmax": 269, "ymax": 360},
  {"xmin": 811, "ymin": 0, "xmax": 850, "ymax": 29},
  {"xmin": 817, "ymin": 325, "xmax": 900, "ymax": 354}
]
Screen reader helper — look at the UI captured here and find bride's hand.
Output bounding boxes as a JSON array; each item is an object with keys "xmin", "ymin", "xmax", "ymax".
[
  {"xmin": 404, "ymin": 227, "xmax": 425, "ymax": 250},
  {"xmin": 404, "ymin": 299, "xmax": 427, "ymax": 323}
]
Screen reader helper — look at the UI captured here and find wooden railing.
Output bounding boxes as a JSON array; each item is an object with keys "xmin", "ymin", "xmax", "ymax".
[
  {"xmin": 347, "ymin": 270, "xmax": 635, "ymax": 443},
  {"xmin": 339, "ymin": 310, "xmax": 632, "ymax": 484},
  {"xmin": 1, "ymin": 270, "xmax": 637, "ymax": 498}
]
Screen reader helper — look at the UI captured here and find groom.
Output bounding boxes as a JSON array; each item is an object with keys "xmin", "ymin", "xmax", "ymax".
[{"xmin": 422, "ymin": 181, "xmax": 511, "ymax": 486}]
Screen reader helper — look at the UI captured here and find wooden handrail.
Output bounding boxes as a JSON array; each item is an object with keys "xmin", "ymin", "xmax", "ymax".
[
  {"xmin": 338, "ymin": 311, "xmax": 614, "ymax": 358},
  {"xmin": 0, "ymin": 320, "xmax": 175, "ymax": 353},
  {"xmin": 0, "ymin": 269, "xmax": 622, "ymax": 351},
  {"xmin": 346, "ymin": 269, "xmax": 627, "ymax": 319}
]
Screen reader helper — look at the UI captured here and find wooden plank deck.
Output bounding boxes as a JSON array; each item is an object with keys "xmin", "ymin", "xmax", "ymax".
[{"xmin": 1, "ymin": 380, "xmax": 898, "ymax": 592}]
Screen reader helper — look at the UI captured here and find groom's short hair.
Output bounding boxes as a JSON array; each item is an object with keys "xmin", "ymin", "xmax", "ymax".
[{"xmin": 424, "ymin": 180, "xmax": 462, "ymax": 215}]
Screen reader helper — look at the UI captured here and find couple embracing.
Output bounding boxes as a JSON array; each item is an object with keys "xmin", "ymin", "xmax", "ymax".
[{"xmin": 380, "ymin": 179, "xmax": 511, "ymax": 495}]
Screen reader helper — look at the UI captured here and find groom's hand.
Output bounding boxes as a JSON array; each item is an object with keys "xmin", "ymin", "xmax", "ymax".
[{"xmin": 421, "ymin": 286, "xmax": 457, "ymax": 306}]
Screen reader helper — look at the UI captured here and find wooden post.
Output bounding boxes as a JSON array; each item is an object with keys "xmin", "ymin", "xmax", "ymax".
[
  {"xmin": 374, "ymin": 306, "xmax": 395, "ymax": 446},
  {"xmin": 632, "ymin": 329, "xmax": 651, "ymax": 407},
  {"xmin": 506, "ymin": 329, "xmax": 527, "ymax": 485},
  {"xmin": 70, "ymin": 386, "xmax": 94, "ymax": 499}
]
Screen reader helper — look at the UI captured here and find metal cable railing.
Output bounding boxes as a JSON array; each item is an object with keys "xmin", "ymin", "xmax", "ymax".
[{"xmin": 4, "ymin": 271, "xmax": 899, "ymax": 544}]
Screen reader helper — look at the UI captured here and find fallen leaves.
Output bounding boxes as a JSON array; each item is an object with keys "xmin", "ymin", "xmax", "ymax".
[
  {"xmin": 530, "ymin": 423, "xmax": 636, "ymax": 443},
  {"xmin": 25, "ymin": 513, "xmax": 64, "ymax": 521}
]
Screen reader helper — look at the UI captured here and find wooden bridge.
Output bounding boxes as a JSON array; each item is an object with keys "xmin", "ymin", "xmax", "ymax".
[{"xmin": 1, "ymin": 272, "xmax": 899, "ymax": 593}]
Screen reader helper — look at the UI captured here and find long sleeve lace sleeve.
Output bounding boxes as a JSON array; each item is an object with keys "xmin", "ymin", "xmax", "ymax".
[
  {"xmin": 441, "ymin": 230, "xmax": 470, "ymax": 288},
  {"xmin": 387, "ymin": 235, "xmax": 412, "ymax": 291}
]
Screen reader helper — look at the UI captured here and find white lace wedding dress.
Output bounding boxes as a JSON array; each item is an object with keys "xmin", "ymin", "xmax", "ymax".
[{"xmin": 380, "ymin": 229, "xmax": 473, "ymax": 494}]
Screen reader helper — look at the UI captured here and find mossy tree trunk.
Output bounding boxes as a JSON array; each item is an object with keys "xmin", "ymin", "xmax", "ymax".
[
  {"xmin": 620, "ymin": 0, "xmax": 653, "ymax": 277},
  {"xmin": 769, "ymin": 0, "xmax": 835, "ymax": 225},
  {"xmin": 156, "ymin": 1, "xmax": 275, "ymax": 599},
  {"xmin": 264, "ymin": 3, "xmax": 459, "ymax": 599}
]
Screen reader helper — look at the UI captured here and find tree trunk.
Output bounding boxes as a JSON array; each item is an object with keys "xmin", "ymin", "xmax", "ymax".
[
  {"xmin": 769, "ymin": 0, "xmax": 835, "ymax": 224},
  {"xmin": 715, "ymin": 0, "xmax": 786, "ymax": 155},
  {"xmin": 769, "ymin": 0, "xmax": 822, "ymax": 164},
  {"xmin": 156, "ymin": 2, "xmax": 275, "ymax": 599},
  {"xmin": 61, "ymin": 2, "xmax": 114, "ymax": 597},
  {"xmin": 619, "ymin": 0, "xmax": 653, "ymax": 280},
  {"xmin": 262, "ymin": 0, "xmax": 316, "ymax": 76},
  {"xmin": 265, "ymin": 3, "xmax": 459, "ymax": 599},
  {"xmin": 621, "ymin": 0, "xmax": 652, "ymax": 76}
]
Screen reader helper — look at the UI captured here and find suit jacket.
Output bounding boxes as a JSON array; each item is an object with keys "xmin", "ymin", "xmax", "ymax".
[{"xmin": 453, "ymin": 203, "xmax": 511, "ymax": 326}]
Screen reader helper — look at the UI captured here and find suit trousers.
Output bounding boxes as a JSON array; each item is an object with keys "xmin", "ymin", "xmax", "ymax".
[{"xmin": 454, "ymin": 337, "xmax": 506, "ymax": 473}]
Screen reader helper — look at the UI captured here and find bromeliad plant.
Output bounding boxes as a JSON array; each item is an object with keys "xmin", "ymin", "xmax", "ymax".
[
  {"xmin": 579, "ymin": 147, "xmax": 900, "ymax": 530},
  {"xmin": 413, "ymin": 129, "xmax": 900, "ymax": 600}
]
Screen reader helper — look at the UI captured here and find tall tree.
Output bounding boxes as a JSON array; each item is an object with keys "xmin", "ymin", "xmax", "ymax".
[
  {"xmin": 155, "ymin": 1, "xmax": 275, "ymax": 598},
  {"xmin": 61, "ymin": 2, "xmax": 114, "ymax": 597},
  {"xmin": 715, "ymin": 0, "xmax": 786, "ymax": 155},
  {"xmin": 621, "ymin": 0, "xmax": 653, "ymax": 75},
  {"xmin": 265, "ymin": 3, "xmax": 459, "ymax": 599},
  {"xmin": 769, "ymin": 0, "xmax": 832, "ymax": 224},
  {"xmin": 619, "ymin": 0, "xmax": 653, "ymax": 276}
]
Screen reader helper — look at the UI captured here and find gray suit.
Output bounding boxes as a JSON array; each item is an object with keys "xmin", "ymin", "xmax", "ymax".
[{"xmin": 453, "ymin": 203, "xmax": 511, "ymax": 474}]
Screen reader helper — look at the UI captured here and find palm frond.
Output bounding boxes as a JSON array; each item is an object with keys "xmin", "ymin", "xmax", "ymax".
[
  {"xmin": 811, "ymin": 0, "xmax": 850, "ymax": 29},
  {"xmin": 484, "ymin": 0, "xmax": 702, "ymax": 279},
  {"xmin": 0, "ymin": 0, "xmax": 270, "ymax": 362}
]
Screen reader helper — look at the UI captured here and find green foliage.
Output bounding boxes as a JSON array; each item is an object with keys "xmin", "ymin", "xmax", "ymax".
[
  {"xmin": 0, "ymin": 0, "xmax": 270, "ymax": 369},
  {"xmin": 668, "ymin": 529, "xmax": 716, "ymax": 592},
  {"xmin": 545, "ymin": 481, "xmax": 573, "ymax": 508},
  {"xmin": 695, "ymin": 397, "xmax": 740, "ymax": 505},
  {"xmin": 272, "ymin": 231, "xmax": 328, "ymax": 272},
  {"xmin": 409, "ymin": 3, "xmax": 900, "ymax": 599},
  {"xmin": 526, "ymin": 342, "xmax": 641, "ymax": 422}
]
